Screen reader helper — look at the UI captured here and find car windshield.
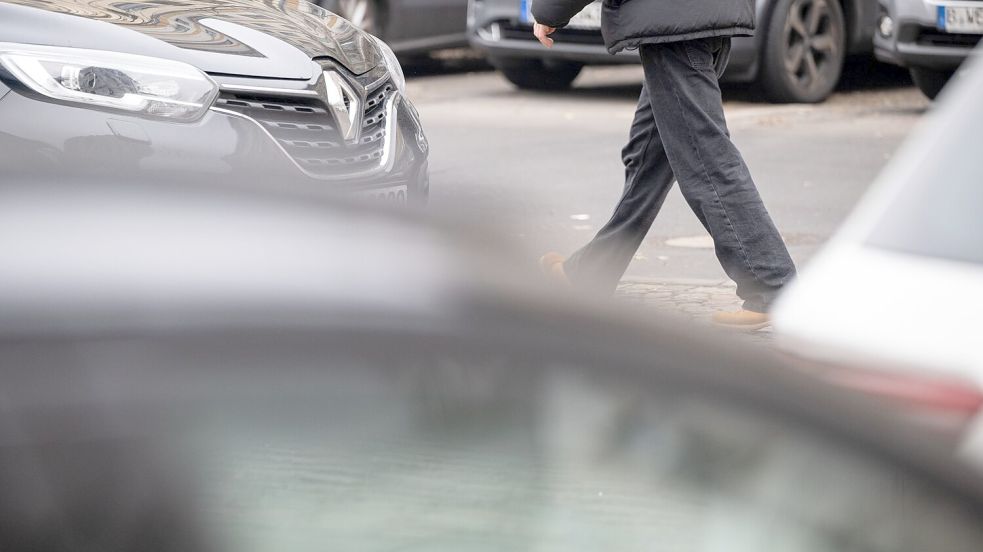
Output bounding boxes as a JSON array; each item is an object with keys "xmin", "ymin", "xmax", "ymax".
[{"xmin": 864, "ymin": 83, "xmax": 983, "ymax": 265}]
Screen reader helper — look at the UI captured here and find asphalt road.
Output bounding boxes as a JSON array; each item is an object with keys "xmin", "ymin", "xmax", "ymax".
[{"xmin": 407, "ymin": 58, "xmax": 930, "ymax": 282}]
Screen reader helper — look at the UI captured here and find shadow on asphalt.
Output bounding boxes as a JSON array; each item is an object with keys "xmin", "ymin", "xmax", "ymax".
[
  {"xmin": 561, "ymin": 83, "xmax": 644, "ymax": 101},
  {"xmin": 402, "ymin": 48, "xmax": 493, "ymax": 78},
  {"xmin": 402, "ymin": 48, "xmax": 916, "ymax": 106},
  {"xmin": 479, "ymin": 57, "xmax": 915, "ymax": 103},
  {"xmin": 837, "ymin": 57, "xmax": 912, "ymax": 91},
  {"xmin": 722, "ymin": 59, "xmax": 912, "ymax": 102}
]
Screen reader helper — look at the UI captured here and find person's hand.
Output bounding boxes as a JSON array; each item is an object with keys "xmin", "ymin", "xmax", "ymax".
[{"xmin": 533, "ymin": 23, "xmax": 557, "ymax": 48}]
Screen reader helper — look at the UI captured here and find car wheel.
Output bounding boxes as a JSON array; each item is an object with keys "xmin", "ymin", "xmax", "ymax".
[
  {"xmin": 321, "ymin": 0, "xmax": 385, "ymax": 38},
  {"xmin": 909, "ymin": 67, "xmax": 953, "ymax": 100},
  {"xmin": 491, "ymin": 57, "xmax": 583, "ymax": 91},
  {"xmin": 759, "ymin": 0, "xmax": 846, "ymax": 103}
]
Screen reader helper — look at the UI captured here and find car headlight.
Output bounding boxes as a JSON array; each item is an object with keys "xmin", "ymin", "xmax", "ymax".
[
  {"xmin": 371, "ymin": 36, "xmax": 405, "ymax": 94},
  {"xmin": 0, "ymin": 43, "xmax": 218, "ymax": 122}
]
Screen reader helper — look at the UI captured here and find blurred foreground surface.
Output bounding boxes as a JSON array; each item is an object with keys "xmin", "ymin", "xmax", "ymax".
[{"xmin": 2, "ymin": 182, "xmax": 983, "ymax": 552}]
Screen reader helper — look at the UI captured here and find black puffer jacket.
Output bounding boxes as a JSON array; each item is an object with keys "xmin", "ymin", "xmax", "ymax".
[{"xmin": 531, "ymin": 0, "xmax": 755, "ymax": 54}]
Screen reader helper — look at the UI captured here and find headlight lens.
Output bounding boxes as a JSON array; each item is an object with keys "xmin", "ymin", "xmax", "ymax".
[
  {"xmin": 0, "ymin": 43, "xmax": 218, "ymax": 122},
  {"xmin": 371, "ymin": 36, "xmax": 405, "ymax": 94}
]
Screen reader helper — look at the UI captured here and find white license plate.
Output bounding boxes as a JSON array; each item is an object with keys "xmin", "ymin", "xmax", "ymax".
[
  {"xmin": 938, "ymin": 4, "xmax": 983, "ymax": 34},
  {"xmin": 521, "ymin": 0, "xmax": 602, "ymax": 30},
  {"xmin": 355, "ymin": 185, "xmax": 408, "ymax": 204}
]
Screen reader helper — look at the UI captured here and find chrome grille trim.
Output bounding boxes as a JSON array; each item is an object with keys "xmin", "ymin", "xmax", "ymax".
[
  {"xmin": 218, "ymin": 84, "xmax": 320, "ymax": 97},
  {"xmin": 211, "ymin": 91, "xmax": 400, "ymax": 181},
  {"xmin": 260, "ymin": 120, "xmax": 334, "ymax": 132},
  {"xmin": 219, "ymin": 98, "xmax": 328, "ymax": 115},
  {"xmin": 211, "ymin": 76, "xmax": 398, "ymax": 180}
]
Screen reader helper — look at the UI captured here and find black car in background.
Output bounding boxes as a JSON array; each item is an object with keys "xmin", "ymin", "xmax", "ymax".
[
  {"xmin": 0, "ymin": 0, "xmax": 430, "ymax": 202},
  {"xmin": 319, "ymin": 0, "xmax": 470, "ymax": 54},
  {"xmin": 469, "ymin": 0, "xmax": 880, "ymax": 103}
]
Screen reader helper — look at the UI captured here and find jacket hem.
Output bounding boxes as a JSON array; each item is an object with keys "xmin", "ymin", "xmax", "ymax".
[{"xmin": 606, "ymin": 27, "xmax": 755, "ymax": 55}]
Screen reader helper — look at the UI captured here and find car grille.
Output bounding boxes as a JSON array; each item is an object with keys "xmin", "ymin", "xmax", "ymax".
[
  {"xmin": 916, "ymin": 29, "xmax": 982, "ymax": 48},
  {"xmin": 216, "ymin": 80, "xmax": 396, "ymax": 178}
]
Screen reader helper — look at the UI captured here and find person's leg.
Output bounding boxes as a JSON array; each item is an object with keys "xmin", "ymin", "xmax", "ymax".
[
  {"xmin": 563, "ymin": 83, "xmax": 676, "ymax": 294},
  {"xmin": 639, "ymin": 38, "xmax": 796, "ymax": 312}
]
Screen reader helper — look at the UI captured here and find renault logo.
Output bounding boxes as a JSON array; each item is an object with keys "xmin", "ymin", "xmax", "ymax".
[{"xmin": 320, "ymin": 71, "xmax": 361, "ymax": 143}]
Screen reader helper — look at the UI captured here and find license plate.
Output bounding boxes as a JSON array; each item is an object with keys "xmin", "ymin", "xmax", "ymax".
[
  {"xmin": 521, "ymin": 0, "xmax": 602, "ymax": 30},
  {"xmin": 355, "ymin": 185, "xmax": 408, "ymax": 204},
  {"xmin": 938, "ymin": 4, "xmax": 983, "ymax": 34}
]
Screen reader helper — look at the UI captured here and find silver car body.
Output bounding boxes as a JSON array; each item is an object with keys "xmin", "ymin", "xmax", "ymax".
[
  {"xmin": 774, "ymin": 48, "xmax": 983, "ymax": 390},
  {"xmin": 876, "ymin": 0, "xmax": 983, "ymax": 70}
]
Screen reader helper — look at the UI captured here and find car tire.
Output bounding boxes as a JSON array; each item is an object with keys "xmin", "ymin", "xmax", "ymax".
[
  {"xmin": 909, "ymin": 67, "xmax": 952, "ymax": 100},
  {"xmin": 759, "ymin": 0, "xmax": 847, "ymax": 103},
  {"xmin": 491, "ymin": 57, "xmax": 583, "ymax": 91},
  {"xmin": 319, "ymin": 0, "xmax": 386, "ymax": 38}
]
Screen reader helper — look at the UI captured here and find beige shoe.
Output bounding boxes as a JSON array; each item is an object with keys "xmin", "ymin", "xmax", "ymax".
[
  {"xmin": 712, "ymin": 309, "xmax": 770, "ymax": 331},
  {"xmin": 539, "ymin": 252, "xmax": 570, "ymax": 287}
]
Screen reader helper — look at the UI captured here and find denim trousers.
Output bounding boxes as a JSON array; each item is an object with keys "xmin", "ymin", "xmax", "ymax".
[{"xmin": 563, "ymin": 37, "xmax": 796, "ymax": 312}]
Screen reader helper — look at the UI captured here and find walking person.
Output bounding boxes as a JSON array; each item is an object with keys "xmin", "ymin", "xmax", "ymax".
[{"xmin": 532, "ymin": 0, "xmax": 797, "ymax": 329}]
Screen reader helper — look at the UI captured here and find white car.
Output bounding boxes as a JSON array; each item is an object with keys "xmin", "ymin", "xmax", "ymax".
[{"xmin": 773, "ymin": 47, "xmax": 983, "ymax": 421}]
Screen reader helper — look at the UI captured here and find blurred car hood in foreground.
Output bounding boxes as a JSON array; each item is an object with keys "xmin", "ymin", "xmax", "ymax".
[
  {"xmin": 5, "ymin": 178, "xmax": 983, "ymax": 551},
  {"xmin": 0, "ymin": 0, "xmax": 382, "ymax": 79},
  {"xmin": 0, "ymin": 180, "xmax": 533, "ymax": 336}
]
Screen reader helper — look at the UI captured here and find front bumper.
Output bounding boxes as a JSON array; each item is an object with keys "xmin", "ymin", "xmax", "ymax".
[
  {"xmin": 470, "ymin": 18, "xmax": 639, "ymax": 64},
  {"xmin": 0, "ymin": 72, "xmax": 430, "ymax": 201},
  {"xmin": 467, "ymin": 0, "xmax": 759, "ymax": 81},
  {"xmin": 875, "ymin": 0, "xmax": 980, "ymax": 70}
]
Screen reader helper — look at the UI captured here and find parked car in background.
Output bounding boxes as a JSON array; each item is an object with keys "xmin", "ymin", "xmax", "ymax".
[
  {"xmin": 319, "ymin": 0, "xmax": 470, "ymax": 54},
  {"xmin": 774, "ymin": 48, "xmax": 983, "ymax": 424},
  {"xmin": 5, "ymin": 176, "xmax": 983, "ymax": 549},
  {"xmin": 874, "ymin": 0, "xmax": 983, "ymax": 98},
  {"xmin": 0, "ymin": 0, "xmax": 430, "ymax": 202},
  {"xmin": 468, "ymin": 0, "xmax": 879, "ymax": 103}
]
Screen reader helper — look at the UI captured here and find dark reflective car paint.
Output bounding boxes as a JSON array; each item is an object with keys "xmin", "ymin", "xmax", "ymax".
[
  {"xmin": 0, "ymin": 0, "xmax": 430, "ymax": 197},
  {"xmin": 317, "ymin": 0, "xmax": 470, "ymax": 54},
  {"xmin": 0, "ymin": 0, "xmax": 381, "ymax": 78},
  {"xmin": 0, "ymin": 88, "xmax": 429, "ymax": 195}
]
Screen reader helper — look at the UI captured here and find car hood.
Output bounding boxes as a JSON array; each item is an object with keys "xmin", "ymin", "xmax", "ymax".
[{"xmin": 0, "ymin": 0, "xmax": 382, "ymax": 79}]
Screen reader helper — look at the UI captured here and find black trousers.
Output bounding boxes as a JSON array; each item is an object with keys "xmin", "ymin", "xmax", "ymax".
[{"xmin": 563, "ymin": 37, "xmax": 796, "ymax": 312}]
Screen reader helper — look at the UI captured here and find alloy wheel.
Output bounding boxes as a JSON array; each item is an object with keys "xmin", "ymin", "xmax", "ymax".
[{"xmin": 783, "ymin": 0, "xmax": 841, "ymax": 91}]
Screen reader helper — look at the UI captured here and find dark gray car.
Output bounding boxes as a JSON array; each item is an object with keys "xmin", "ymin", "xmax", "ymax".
[
  {"xmin": 319, "ymin": 0, "xmax": 470, "ymax": 53},
  {"xmin": 0, "ymin": 0, "xmax": 430, "ymax": 202},
  {"xmin": 3, "ymin": 176, "xmax": 983, "ymax": 549},
  {"xmin": 469, "ymin": 0, "xmax": 879, "ymax": 103}
]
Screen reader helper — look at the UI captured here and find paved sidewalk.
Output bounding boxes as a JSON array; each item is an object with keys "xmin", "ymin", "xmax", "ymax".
[{"xmin": 616, "ymin": 278, "xmax": 774, "ymax": 341}]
